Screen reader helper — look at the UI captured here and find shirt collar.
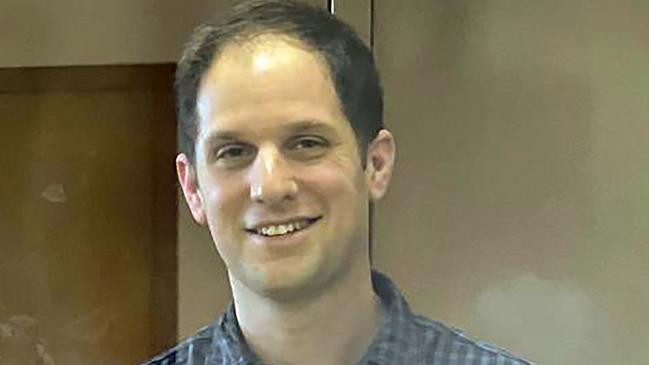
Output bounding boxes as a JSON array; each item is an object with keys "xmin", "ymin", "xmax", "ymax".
[
  {"xmin": 210, "ymin": 304, "xmax": 262, "ymax": 365},
  {"xmin": 359, "ymin": 270, "xmax": 420, "ymax": 365}
]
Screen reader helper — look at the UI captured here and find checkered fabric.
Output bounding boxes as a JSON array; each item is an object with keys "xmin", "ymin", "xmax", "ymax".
[{"xmin": 143, "ymin": 271, "xmax": 534, "ymax": 365}]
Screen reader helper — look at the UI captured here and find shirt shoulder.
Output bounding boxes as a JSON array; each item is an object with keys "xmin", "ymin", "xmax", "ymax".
[
  {"xmin": 410, "ymin": 314, "xmax": 535, "ymax": 365},
  {"xmin": 140, "ymin": 323, "xmax": 218, "ymax": 365}
]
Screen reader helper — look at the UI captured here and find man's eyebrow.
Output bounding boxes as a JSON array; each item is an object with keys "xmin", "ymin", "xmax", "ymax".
[
  {"xmin": 200, "ymin": 131, "xmax": 246, "ymax": 153},
  {"xmin": 284, "ymin": 120, "xmax": 337, "ymax": 134},
  {"xmin": 202, "ymin": 120, "xmax": 338, "ymax": 146}
]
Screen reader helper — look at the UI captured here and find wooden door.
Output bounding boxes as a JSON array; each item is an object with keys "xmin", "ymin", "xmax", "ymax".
[{"xmin": 0, "ymin": 65, "xmax": 177, "ymax": 364}]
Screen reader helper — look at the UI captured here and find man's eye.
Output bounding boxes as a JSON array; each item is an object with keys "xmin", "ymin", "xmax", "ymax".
[
  {"xmin": 286, "ymin": 136, "xmax": 329, "ymax": 160},
  {"xmin": 290, "ymin": 136, "xmax": 328, "ymax": 150},
  {"xmin": 215, "ymin": 144, "xmax": 253, "ymax": 161}
]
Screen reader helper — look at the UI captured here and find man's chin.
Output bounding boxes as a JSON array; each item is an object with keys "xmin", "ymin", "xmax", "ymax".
[{"xmin": 239, "ymin": 266, "xmax": 332, "ymax": 303}]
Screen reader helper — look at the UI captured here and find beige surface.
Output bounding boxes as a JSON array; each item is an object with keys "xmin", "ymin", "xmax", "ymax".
[
  {"xmin": 371, "ymin": 1, "xmax": 649, "ymax": 364},
  {"xmin": 0, "ymin": 0, "xmax": 232, "ymax": 67},
  {"xmin": 177, "ymin": 190, "xmax": 231, "ymax": 339},
  {"xmin": 334, "ymin": 0, "xmax": 371, "ymax": 46}
]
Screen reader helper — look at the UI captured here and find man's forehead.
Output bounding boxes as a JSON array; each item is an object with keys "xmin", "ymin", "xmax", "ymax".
[
  {"xmin": 196, "ymin": 36, "xmax": 340, "ymax": 123},
  {"xmin": 208, "ymin": 33, "xmax": 326, "ymax": 77}
]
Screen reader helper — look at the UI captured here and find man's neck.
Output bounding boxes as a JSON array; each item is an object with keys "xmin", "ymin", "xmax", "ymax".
[{"xmin": 230, "ymin": 264, "xmax": 383, "ymax": 365}]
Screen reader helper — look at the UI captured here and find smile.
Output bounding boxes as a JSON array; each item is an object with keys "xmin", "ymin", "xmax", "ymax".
[{"xmin": 247, "ymin": 217, "xmax": 321, "ymax": 237}]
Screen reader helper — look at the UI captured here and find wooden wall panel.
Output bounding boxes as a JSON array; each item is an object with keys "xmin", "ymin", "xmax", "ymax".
[{"xmin": 0, "ymin": 64, "xmax": 177, "ymax": 364}]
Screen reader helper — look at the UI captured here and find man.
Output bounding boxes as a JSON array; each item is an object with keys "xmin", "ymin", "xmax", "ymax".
[{"xmin": 145, "ymin": 1, "xmax": 533, "ymax": 364}]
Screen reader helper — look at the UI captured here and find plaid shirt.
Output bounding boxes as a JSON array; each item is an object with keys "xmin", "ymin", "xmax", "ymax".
[{"xmin": 144, "ymin": 271, "xmax": 534, "ymax": 365}]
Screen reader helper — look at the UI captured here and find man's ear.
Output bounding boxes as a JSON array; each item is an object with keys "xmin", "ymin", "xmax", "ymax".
[
  {"xmin": 176, "ymin": 153, "xmax": 207, "ymax": 225},
  {"xmin": 364, "ymin": 129, "xmax": 396, "ymax": 201}
]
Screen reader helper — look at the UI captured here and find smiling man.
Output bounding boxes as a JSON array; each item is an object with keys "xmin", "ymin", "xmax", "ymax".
[{"xmin": 144, "ymin": 1, "xmax": 533, "ymax": 364}]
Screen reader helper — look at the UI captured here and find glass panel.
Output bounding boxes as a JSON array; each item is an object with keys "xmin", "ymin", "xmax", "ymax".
[{"xmin": 373, "ymin": 1, "xmax": 649, "ymax": 364}]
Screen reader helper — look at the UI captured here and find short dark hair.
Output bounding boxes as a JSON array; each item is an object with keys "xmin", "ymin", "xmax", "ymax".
[{"xmin": 175, "ymin": 0, "xmax": 384, "ymax": 163}]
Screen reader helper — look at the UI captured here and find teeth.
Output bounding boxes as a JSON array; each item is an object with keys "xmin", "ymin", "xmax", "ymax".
[{"xmin": 256, "ymin": 220, "xmax": 310, "ymax": 237}]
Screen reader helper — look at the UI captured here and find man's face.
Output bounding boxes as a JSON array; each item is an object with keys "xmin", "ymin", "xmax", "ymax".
[{"xmin": 177, "ymin": 35, "xmax": 394, "ymax": 299}]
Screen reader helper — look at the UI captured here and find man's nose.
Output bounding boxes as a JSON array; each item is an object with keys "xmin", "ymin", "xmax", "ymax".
[{"xmin": 249, "ymin": 146, "xmax": 298, "ymax": 205}]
